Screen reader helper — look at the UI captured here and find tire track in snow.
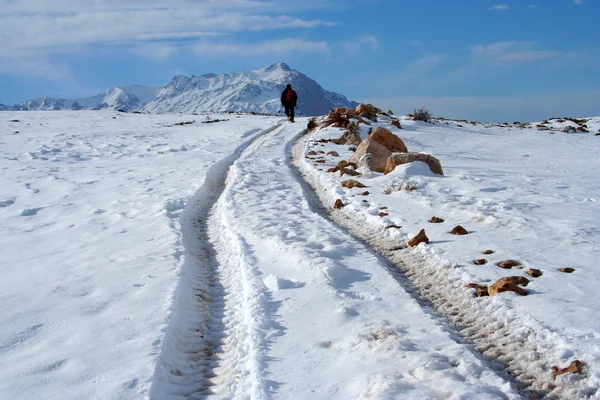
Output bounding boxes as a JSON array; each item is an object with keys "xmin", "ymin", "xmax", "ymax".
[
  {"xmin": 149, "ymin": 123, "xmax": 283, "ymax": 400},
  {"xmin": 289, "ymin": 131, "xmax": 569, "ymax": 399}
]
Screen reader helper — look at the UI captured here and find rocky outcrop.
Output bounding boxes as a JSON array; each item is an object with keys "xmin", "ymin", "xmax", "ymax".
[
  {"xmin": 349, "ymin": 139, "xmax": 392, "ymax": 173},
  {"xmin": 368, "ymin": 127, "xmax": 408, "ymax": 153},
  {"xmin": 384, "ymin": 153, "xmax": 444, "ymax": 175},
  {"xmin": 429, "ymin": 216, "xmax": 445, "ymax": 223}
]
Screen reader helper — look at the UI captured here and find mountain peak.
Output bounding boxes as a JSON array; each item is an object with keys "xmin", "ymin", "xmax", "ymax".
[{"xmin": 264, "ymin": 62, "xmax": 292, "ymax": 72}]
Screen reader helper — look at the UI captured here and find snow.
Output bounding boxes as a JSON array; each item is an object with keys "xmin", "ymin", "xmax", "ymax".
[
  {"xmin": 0, "ymin": 111, "xmax": 276, "ymax": 400},
  {"xmin": 1, "ymin": 110, "xmax": 599, "ymax": 399},
  {"xmin": 297, "ymin": 114, "xmax": 600, "ymax": 398}
]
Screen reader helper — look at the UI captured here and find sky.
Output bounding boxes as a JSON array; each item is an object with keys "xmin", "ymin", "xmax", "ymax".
[{"xmin": 0, "ymin": 0, "xmax": 598, "ymax": 122}]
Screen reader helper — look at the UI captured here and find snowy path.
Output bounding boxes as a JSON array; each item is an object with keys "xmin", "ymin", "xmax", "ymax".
[{"xmin": 155, "ymin": 121, "xmax": 519, "ymax": 399}]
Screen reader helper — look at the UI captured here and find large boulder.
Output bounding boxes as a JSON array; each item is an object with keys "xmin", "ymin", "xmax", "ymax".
[
  {"xmin": 349, "ymin": 139, "xmax": 392, "ymax": 173},
  {"xmin": 369, "ymin": 127, "xmax": 407, "ymax": 152},
  {"xmin": 356, "ymin": 103, "xmax": 374, "ymax": 114},
  {"xmin": 384, "ymin": 152, "xmax": 444, "ymax": 175}
]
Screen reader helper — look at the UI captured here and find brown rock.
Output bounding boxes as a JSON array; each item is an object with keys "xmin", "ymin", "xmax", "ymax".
[
  {"xmin": 326, "ymin": 167, "xmax": 337, "ymax": 173},
  {"xmin": 391, "ymin": 120, "xmax": 402, "ymax": 130},
  {"xmin": 368, "ymin": 127, "xmax": 408, "ymax": 152},
  {"xmin": 429, "ymin": 216, "xmax": 445, "ymax": 223},
  {"xmin": 450, "ymin": 225, "xmax": 469, "ymax": 235},
  {"xmin": 482, "ymin": 249, "xmax": 495, "ymax": 255},
  {"xmin": 349, "ymin": 139, "xmax": 393, "ymax": 173},
  {"xmin": 307, "ymin": 150, "xmax": 317, "ymax": 156},
  {"xmin": 408, "ymin": 229, "xmax": 429, "ymax": 247},
  {"xmin": 318, "ymin": 151, "xmax": 325, "ymax": 154},
  {"xmin": 385, "ymin": 225, "xmax": 402, "ymax": 229},
  {"xmin": 473, "ymin": 259, "xmax": 487, "ymax": 265},
  {"xmin": 342, "ymin": 130, "xmax": 363, "ymax": 146},
  {"xmin": 334, "ymin": 199, "xmax": 344, "ymax": 209},
  {"xmin": 327, "ymin": 160, "xmax": 358, "ymax": 173},
  {"xmin": 315, "ymin": 159, "xmax": 326, "ymax": 163},
  {"xmin": 551, "ymin": 360, "xmax": 583, "ymax": 377},
  {"xmin": 384, "ymin": 152, "xmax": 444, "ymax": 175},
  {"xmin": 466, "ymin": 283, "xmax": 489, "ymax": 297},
  {"xmin": 378, "ymin": 212, "xmax": 389, "ymax": 217},
  {"xmin": 355, "ymin": 103, "xmax": 374, "ymax": 114},
  {"xmin": 488, "ymin": 278, "xmax": 528, "ymax": 296},
  {"xmin": 348, "ymin": 146, "xmax": 357, "ymax": 152},
  {"xmin": 496, "ymin": 260, "xmax": 521, "ymax": 269},
  {"xmin": 499, "ymin": 276, "xmax": 530, "ymax": 286},
  {"xmin": 559, "ymin": 267, "xmax": 575, "ymax": 273},
  {"xmin": 341, "ymin": 179, "xmax": 366, "ymax": 189},
  {"xmin": 360, "ymin": 191, "xmax": 370, "ymax": 196},
  {"xmin": 327, "ymin": 151, "xmax": 340, "ymax": 157},
  {"xmin": 339, "ymin": 168, "xmax": 360, "ymax": 177},
  {"xmin": 527, "ymin": 269, "xmax": 543, "ymax": 278}
]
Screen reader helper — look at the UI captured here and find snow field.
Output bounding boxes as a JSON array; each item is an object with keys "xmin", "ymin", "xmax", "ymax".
[
  {"xmin": 0, "ymin": 111, "xmax": 278, "ymax": 400},
  {"xmin": 295, "ymin": 115, "xmax": 600, "ymax": 398},
  {"xmin": 202, "ymin": 121, "xmax": 519, "ymax": 399}
]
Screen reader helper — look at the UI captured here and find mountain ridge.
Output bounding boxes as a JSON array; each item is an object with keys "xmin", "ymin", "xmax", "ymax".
[{"xmin": 2, "ymin": 63, "xmax": 357, "ymax": 116}]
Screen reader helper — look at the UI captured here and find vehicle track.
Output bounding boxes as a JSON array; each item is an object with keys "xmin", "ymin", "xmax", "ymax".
[
  {"xmin": 290, "ymin": 129, "xmax": 588, "ymax": 400},
  {"xmin": 150, "ymin": 124, "xmax": 283, "ymax": 400}
]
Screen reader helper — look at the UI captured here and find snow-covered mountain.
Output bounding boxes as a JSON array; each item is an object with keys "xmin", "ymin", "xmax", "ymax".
[
  {"xmin": 3, "ymin": 63, "xmax": 356, "ymax": 116},
  {"xmin": 11, "ymin": 86, "xmax": 162, "ymax": 112},
  {"xmin": 142, "ymin": 62, "xmax": 357, "ymax": 116}
]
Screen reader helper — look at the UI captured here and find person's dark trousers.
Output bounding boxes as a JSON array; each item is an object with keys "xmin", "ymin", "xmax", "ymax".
[{"xmin": 284, "ymin": 105, "xmax": 295, "ymax": 122}]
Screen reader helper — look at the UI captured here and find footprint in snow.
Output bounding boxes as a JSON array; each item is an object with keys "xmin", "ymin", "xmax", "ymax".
[
  {"xmin": 0, "ymin": 197, "xmax": 15, "ymax": 207},
  {"xmin": 263, "ymin": 275, "xmax": 305, "ymax": 291},
  {"xmin": 21, "ymin": 207, "xmax": 44, "ymax": 216}
]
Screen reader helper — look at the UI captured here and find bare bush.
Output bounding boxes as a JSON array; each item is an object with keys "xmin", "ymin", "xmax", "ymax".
[{"xmin": 410, "ymin": 107, "xmax": 432, "ymax": 122}]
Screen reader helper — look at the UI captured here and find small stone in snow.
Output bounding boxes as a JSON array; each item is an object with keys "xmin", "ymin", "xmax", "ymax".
[
  {"xmin": 559, "ymin": 267, "xmax": 575, "ymax": 273},
  {"xmin": 473, "ymin": 259, "xmax": 487, "ymax": 265},
  {"xmin": 527, "ymin": 269, "xmax": 543, "ymax": 278},
  {"xmin": 408, "ymin": 229, "xmax": 429, "ymax": 247},
  {"xmin": 334, "ymin": 199, "xmax": 344, "ymax": 209},
  {"xmin": 483, "ymin": 249, "xmax": 495, "ymax": 255},
  {"xmin": 450, "ymin": 225, "xmax": 469, "ymax": 235},
  {"xmin": 429, "ymin": 216, "xmax": 445, "ymax": 223}
]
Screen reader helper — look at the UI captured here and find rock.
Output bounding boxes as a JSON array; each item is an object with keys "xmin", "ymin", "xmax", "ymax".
[
  {"xmin": 473, "ymin": 259, "xmax": 487, "ymax": 265},
  {"xmin": 482, "ymin": 249, "xmax": 495, "ymax": 255},
  {"xmin": 334, "ymin": 199, "xmax": 344, "ymax": 209},
  {"xmin": 327, "ymin": 151, "xmax": 340, "ymax": 157},
  {"xmin": 368, "ymin": 127, "xmax": 408, "ymax": 152},
  {"xmin": 387, "ymin": 109, "xmax": 394, "ymax": 115},
  {"xmin": 360, "ymin": 191, "xmax": 370, "ymax": 196},
  {"xmin": 357, "ymin": 153, "xmax": 376, "ymax": 172},
  {"xmin": 429, "ymin": 216, "xmax": 445, "ymax": 223},
  {"xmin": 307, "ymin": 150, "xmax": 317, "ymax": 156},
  {"xmin": 315, "ymin": 159, "xmax": 326, "ymax": 163},
  {"xmin": 527, "ymin": 269, "xmax": 543, "ymax": 278},
  {"xmin": 496, "ymin": 260, "xmax": 521, "ymax": 269},
  {"xmin": 500, "ymin": 276, "xmax": 530, "ymax": 286},
  {"xmin": 378, "ymin": 212, "xmax": 389, "ymax": 217},
  {"xmin": 349, "ymin": 146, "xmax": 357, "ymax": 152},
  {"xmin": 466, "ymin": 283, "xmax": 489, "ymax": 297},
  {"xmin": 341, "ymin": 179, "xmax": 366, "ymax": 189},
  {"xmin": 408, "ymin": 229, "xmax": 429, "ymax": 247},
  {"xmin": 342, "ymin": 130, "xmax": 363, "ymax": 146},
  {"xmin": 450, "ymin": 225, "xmax": 469, "ymax": 235},
  {"xmin": 562, "ymin": 126, "xmax": 577, "ymax": 133},
  {"xmin": 339, "ymin": 168, "xmax": 360, "ymax": 177},
  {"xmin": 385, "ymin": 225, "xmax": 402, "ymax": 229},
  {"xmin": 355, "ymin": 103, "xmax": 373, "ymax": 114},
  {"xmin": 559, "ymin": 267, "xmax": 575, "ymax": 273},
  {"xmin": 551, "ymin": 360, "xmax": 583, "ymax": 377},
  {"xmin": 391, "ymin": 120, "xmax": 402, "ymax": 130},
  {"xmin": 327, "ymin": 160, "xmax": 358, "ymax": 173},
  {"xmin": 384, "ymin": 153, "xmax": 444, "ymax": 175},
  {"xmin": 488, "ymin": 277, "xmax": 528, "ymax": 296},
  {"xmin": 349, "ymin": 139, "xmax": 392, "ymax": 173}
]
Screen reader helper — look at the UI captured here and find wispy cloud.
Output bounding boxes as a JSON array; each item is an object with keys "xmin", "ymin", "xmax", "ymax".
[
  {"xmin": 192, "ymin": 39, "xmax": 329, "ymax": 58},
  {"xmin": 573, "ymin": 0, "xmax": 583, "ymax": 4},
  {"xmin": 490, "ymin": 4, "xmax": 510, "ymax": 10},
  {"xmin": 344, "ymin": 35, "xmax": 379, "ymax": 53},
  {"xmin": 471, "ymin": 41, "xmax": 560, "ymax": 65}
]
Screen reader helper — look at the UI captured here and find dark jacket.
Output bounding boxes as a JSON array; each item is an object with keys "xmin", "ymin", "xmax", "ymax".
[{"xmin": 281, "ymin": 88, "xmax": 298, "ymax": 107}]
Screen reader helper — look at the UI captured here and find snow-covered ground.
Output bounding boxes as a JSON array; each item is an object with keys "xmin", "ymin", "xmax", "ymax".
[
  {"xmin": 297, "ymin": 115, "xmax": 600, "ymax": 398},
  {"xmin": 1, "ymin": 110, "xmax": 599, "ymax": 399},
  {"xmin": 0, "ymin": 111, "xmax": 276, "ymax": 400}
]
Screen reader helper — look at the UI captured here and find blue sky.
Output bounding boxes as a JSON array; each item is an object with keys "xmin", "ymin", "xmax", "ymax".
[{"xmin": 0, "ymin": 0, "xmax": 598, "ymax": 121}]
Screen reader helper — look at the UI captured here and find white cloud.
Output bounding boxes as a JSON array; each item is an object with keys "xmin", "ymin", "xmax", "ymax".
[
  {"xmin": 490, "ymin": 4, "xmax": 510, "ymax": 10},
  {"xmin": 573, "ymin": 0, "xmax": 583, "ymax": 4},
  {"xmin": 471, "ymin": 41, "xmax": 560, "ymax": 65},
  {"xmin": 192, "ymin": 39, "xmax": 329, "ymax": 57},
  {"xmin": 344, "ymin": 35, "xmax": 379, "ymax": 53},
  {"xmin": 361, "ymin": 90, "xmax": 600, "ymax": 123}
]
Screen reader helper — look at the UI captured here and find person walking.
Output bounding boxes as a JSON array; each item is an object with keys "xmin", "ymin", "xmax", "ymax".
[{"xmin": 280, "ymin": 84, "xmax": 298, "ymax": 122}]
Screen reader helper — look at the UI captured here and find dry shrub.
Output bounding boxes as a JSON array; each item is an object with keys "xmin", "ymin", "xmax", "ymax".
[{"xmin": 410, "ymin": 107, "xmax": 432, "ymax": 122}]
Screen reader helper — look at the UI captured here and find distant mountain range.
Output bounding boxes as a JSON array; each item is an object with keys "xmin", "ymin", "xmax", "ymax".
[{"xmin": 0, "ymin": 63, "xmax": 357, "ymax": 116}]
